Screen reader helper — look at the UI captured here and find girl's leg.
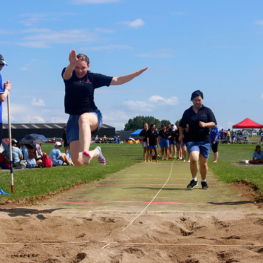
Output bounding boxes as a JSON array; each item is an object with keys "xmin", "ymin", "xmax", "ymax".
[
  {"xmin": 79, "ymin": 113, "xmax": 100, "ymax": 163},
  {"xmin": 182, "ymin": 146, "xmax": 187, "ymax": 162},
  {"xmin": 147, "ymin": 148, "xmax": 151, "ymax": 162},
  {"xmin": 149, "ymin": 149, "xmax": 152, "ymax": 162},
  {"xmin": 165, "ymin": 147, "xmax": 168, "ymax": 160},
  {"xmin": 143, "ymin": 147, "xmax": 147, "ymax": 162},
  {"xmin": 213, "ymin": 152, "xmax": 219, "ymax": 163},
  {"xmin": 199, "ymin": 154, "xmax": 208, "ymax": 180},
  {"xmin": 70, "ymin": 141, "xmax": 83, "ymax": 166},
  {"xmin": 179, "ymin": 143, "xmax": 182, "ymax": 159},
  {"xmin": 161, "ymin": 147, "xmax": 164, "ymax": 160},
  {"xmin": 154, "ymin": 148, "xmax": 158, "ymax": 162},
  {"xmin": 189, "ymin": 151, "xmax": 199, "ymax": 179},
  {"xmin": 176, "ymin": 142, "xmax": 181, "ymax": 160}
]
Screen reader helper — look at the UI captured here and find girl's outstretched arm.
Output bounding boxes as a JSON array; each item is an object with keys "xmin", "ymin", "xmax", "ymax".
[
  {"xmin": 63, "ymin": 50, "xmax": 82, "ymax": 80},
  {"xmin": 110, "ymin": 67, "xmax": 148, "ymax": 85}
]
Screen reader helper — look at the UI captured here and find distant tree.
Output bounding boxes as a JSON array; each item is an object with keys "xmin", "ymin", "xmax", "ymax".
[
  {"xmin": 124, "ymin": 116, "xmax": 166, "ymax": 131},
  {"xmin": 160, "ymin": 119, "xmax": 171, "ymax": 127},
  {"xmin": 175, "ymin": 119, "xmax": 181, "ymax": 127}
]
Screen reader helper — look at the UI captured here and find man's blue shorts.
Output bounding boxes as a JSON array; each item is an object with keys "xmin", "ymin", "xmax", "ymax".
[
  {"xmin": 169, "ymin": 140, "xmax": 175, "ymax": 145},
  {"xmin": 66, "ymin": 109, "xmax": 103, "ymax": 144},
  {"xmin": 148, "ymin": 145, "xmax": 158, "ymax": 149},
  {"xmin": 160, "ymin": 139, "xmax": 169, "ymax": 148},
  {"xmin": 186, "ymin": 141, "xmax": 211, "ymax": 159},
  {"xmin": 52, "ymin": 159, "xmax": 63, "ymax": 167}
]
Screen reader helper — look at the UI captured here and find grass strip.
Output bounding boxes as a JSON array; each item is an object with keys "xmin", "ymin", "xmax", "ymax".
[
  {"xmin": 1, "ymin": 143, "xmax": 263, "ymax": 204},
  {"xmin": 0, "ymin": 144, "xmax": 143, "ymax": 204},
  {"xmin": 208, "ymin": 144, "xmax": 263, "ymax": 193}
]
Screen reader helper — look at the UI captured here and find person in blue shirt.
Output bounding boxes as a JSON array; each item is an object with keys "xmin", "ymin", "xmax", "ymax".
[
  {"xmin": 210, "ymin": 126, "xmax": 219, "ymax": 163},
  {"xmin": 231, "ymin": 130, "xmax": 236, "ymax": 144},
  {"xmin": 0, "ymin": 54, "xmax": 12, "ymax": 195},
  {"xmin": 249, "ymin": 145, "xmax": 263, "ymax": 164},
  {"xmin": 12, "ymin": 140, "xmax": 23, "ymax": 167},
  {"xmin": 50, "ymin": 142, "xmax": 72, "ymax": 166}
]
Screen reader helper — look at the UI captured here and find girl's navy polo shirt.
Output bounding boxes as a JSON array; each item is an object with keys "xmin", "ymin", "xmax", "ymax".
[
  {"xmin": 159, "ymin": 129, "xmax": 171, "ymax": 140},
  {"xmin": 139, "ymin": 129, "xmax": 148, "ymax": 142},
  {"xmin": 147, "ymin": 129, "xmax": 158, "ymax": 146},
  {"xmin": 62, "ymin": 68, "xmax": 112, "ymax": 115},
  {"xmin": 179, "ymin": 105, "xmax": 217, "ymax": 143}
]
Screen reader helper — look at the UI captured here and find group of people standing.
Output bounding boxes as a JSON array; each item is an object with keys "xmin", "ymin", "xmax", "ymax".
[
  {"xmin": 139, "ymin": 90, "xmax": 217, "ymax": 191},
  {"xmin": 138, "ymin": 123, "xmax": 189, "ymax": 163}
]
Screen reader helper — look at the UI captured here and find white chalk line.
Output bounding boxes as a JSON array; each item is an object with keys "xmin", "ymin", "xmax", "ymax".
[
  {"xmin": 102, "ymin": 161, "xmax": 175, "ymax": 249},
  {"xmin": 122, "ymin": 160, "xmax": 175, "ymax": 231},
  {"xmin": 103, "ymin": 242, "xmax": 263, "ymax": 248}
]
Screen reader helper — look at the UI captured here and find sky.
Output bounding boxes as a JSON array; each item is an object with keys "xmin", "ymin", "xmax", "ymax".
[{"xmin": 1, "ymin": 0, "xmax": 263, "ymax": 130}]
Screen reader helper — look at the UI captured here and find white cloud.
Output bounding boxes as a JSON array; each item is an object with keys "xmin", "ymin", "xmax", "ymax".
[
  {"xmin": 120, "ymin": 18, "xmax": 145, "ymax": 29},
  {"xmin": 149, "ymin": 95, "xmax": 179, "ymax": 105},
  {"xmin": 122, "ymin": 95, "xmax": 181, "ymax": 113},
  {"xmin": 71, "ymin": 0, "xmax": 121, "ymax": 4},
  {"xmin": 255, "ymin": 20, "xmax": 263, "ymax": 26},
  {"xmin": 123, "ymin": 100, "xmax": 153, "ymax": 112},
  {"xmin": 261, "ymin": 94, "xmax": 263, "ymax": 99},
  {"xmin": 0, "ymin": 29, "xmax": 13, "ymax": 35},
  {"xmin": 95, "ymin": 28, "xmax": 115, "ymax": 33},
  {"xmin": 17, "ymin": 29, "xmax": 98, "ymax": 48},
  {"xmin": 20, "ymin": 67, "xmax": 32, "ymax": 71},
  {"xmin": 31, "ymin": 98, "xmax": 45, "ymax": 106},
  {"xmin": 2, "ymin": 103, "xmax": 67, "ymax": 124},
  {"xmin": 81, "ymin": 45, "xmax": 133, "ymax": 51},
  {"xmin": 104, "ymin": 111, "xmax": 130, "ymax": 121},
  {"xmin": 19, "ymin": 12, "xmax": 76, "ymax": 27},
  {"xmin": 227, "ymin": 121, "xmax": 234, "ymax": 129},
  {"xmin": 129, "ymin": 18, "xmax": 145, "ymax": 28},
  {"xmin": 137, "ymin": 49, "xmax": 175, "ymax": 58}
]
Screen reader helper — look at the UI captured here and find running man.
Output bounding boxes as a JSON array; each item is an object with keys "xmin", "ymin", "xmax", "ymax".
[{"xmin": 62, "ymin": 50, "xmax": 147, "ymax": 166}]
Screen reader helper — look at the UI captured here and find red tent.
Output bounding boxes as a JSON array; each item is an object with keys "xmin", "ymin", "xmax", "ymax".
[{"xmin": 232, "ymin": 118, "xmax": 263, "ymax": 129}]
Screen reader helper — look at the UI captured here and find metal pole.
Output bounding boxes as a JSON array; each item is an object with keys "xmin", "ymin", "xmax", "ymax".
[{"xmin": 7, "ymin": 93, "xmax": 14, "ymax": 193}]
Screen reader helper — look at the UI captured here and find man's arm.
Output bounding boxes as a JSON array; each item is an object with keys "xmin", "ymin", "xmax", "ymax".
[
  {"xmin": 0, "ymin": 81, "xmax": 11, "ymax": 102},
  {"xmin": 110, "ymin": 67, "xmax": 148, "ymax": 85}
]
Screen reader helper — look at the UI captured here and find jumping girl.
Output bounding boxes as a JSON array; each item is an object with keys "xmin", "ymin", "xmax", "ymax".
[{"xmin": 62, "ymin": 50, "xmax": 147, "ymax": 166}]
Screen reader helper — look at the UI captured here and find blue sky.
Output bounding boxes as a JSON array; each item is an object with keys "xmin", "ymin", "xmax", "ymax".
[{"xmin": 1, "ymin": 0, "xmax": 263, "ymax": 130}]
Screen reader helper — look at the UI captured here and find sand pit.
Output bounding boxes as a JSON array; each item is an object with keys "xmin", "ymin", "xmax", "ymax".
[{"xmin": 0, "ymin": 162, "xmax": 263, "ymax": 262}]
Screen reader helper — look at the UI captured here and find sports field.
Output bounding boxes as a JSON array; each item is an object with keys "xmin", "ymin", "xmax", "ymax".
[{"xmin": 0, "ymin": 143, "xmax": 263, "ymax": 262}]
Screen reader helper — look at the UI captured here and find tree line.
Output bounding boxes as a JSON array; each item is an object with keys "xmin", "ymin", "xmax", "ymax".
[{"xmin": 124, "ymin": 116, "xmax": 181, "ymax": 131}]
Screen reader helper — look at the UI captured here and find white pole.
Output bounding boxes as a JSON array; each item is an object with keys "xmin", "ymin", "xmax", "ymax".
[{"xmin": 7, "ymin": 93, "xmax": 14, "ymax": 193}]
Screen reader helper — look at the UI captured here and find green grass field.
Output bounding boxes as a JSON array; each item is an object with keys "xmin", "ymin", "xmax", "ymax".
[{"xmin": 0, "ymin": 143, "xmax": 262, "ymax": 204}]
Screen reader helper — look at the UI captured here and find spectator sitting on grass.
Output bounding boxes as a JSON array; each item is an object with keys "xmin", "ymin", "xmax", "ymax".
[
  {"xmin": 26, "ymin": 146, "xmax": 37, "ymax": 168},
  {"xmin": 22, "ymin": 144, "xmax": 29, "ymax": 160},
  {"xmin": 12, "ymin": 139, "xmax": 23, "ymax": 167},
  {"xmin": 249, "ymin": 145, "xmax": 263, "ymax": 164},
  {"xmin": 33, "ymin": 142, "xmax": 44, "ymax": 164},
  {"xmin": 50, "ymin": 142, "xmax": 72, "ymax": 166}
]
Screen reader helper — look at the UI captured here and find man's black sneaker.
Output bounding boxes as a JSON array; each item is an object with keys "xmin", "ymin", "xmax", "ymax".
[
  {"xmin": 201, "ymin": 181, "xmax": 208, "ymax": 190},
  {"xmin": 187, "ymin": 179, "xmax": 198, "ymax": 189}
]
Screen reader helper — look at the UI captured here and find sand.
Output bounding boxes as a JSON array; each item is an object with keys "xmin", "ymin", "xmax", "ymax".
[{"xmin": 0, "ymin": 162, "xmax": 262, "ymax": 262}]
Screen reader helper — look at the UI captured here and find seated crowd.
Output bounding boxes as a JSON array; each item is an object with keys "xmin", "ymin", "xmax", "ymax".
[{"xmin": 10, "ymin": 140, "xmax": 72, "ymax": 169}]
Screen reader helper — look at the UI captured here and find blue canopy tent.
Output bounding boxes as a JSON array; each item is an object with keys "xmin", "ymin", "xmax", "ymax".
[{"xmin": 130, "ymin": 129, "xmax": 142, "ymax": 137}]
